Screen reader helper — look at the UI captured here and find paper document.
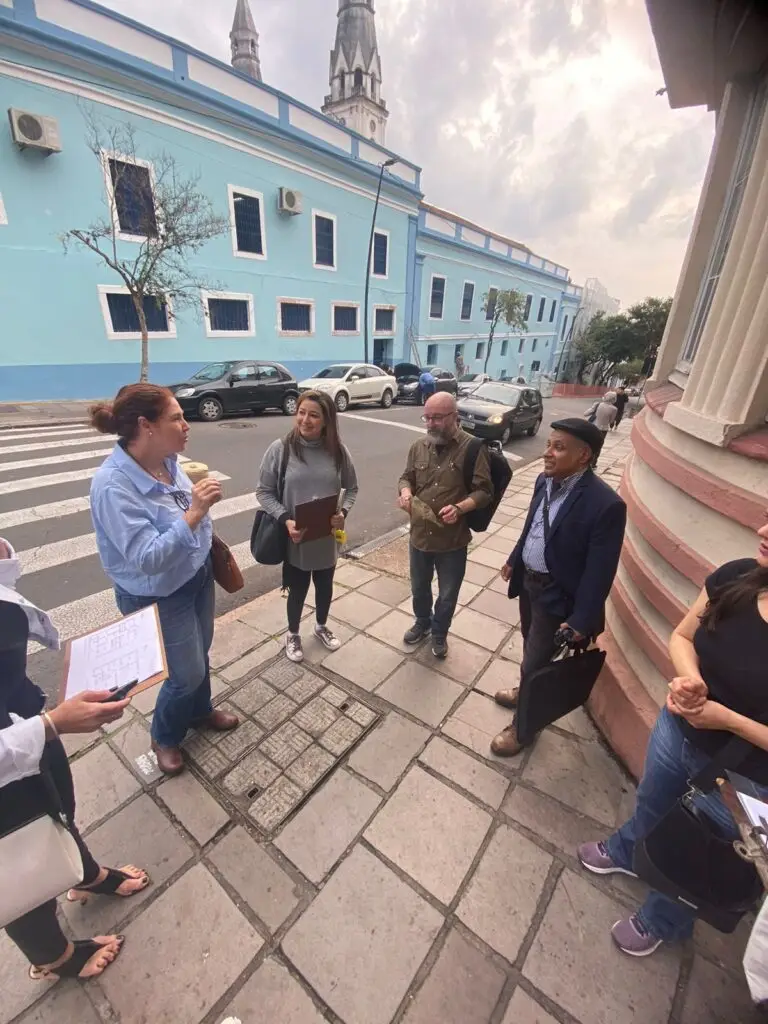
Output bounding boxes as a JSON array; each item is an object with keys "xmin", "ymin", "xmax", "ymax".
[
  {"xmin": 736, "ymin": 792, "xmax": 768, "ymax": 848},
  {"xmin": 64, "ymin": 605, "xmax": 166, "ymax": 700}
]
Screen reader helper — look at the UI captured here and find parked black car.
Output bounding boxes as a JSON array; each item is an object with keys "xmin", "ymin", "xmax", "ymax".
[
  {"xmin": 394, "ymin": 363, "xmax": 458, "ymax": 403},
  {"xmin": 457, "ymin": 383, "xmax": 543, "ymax": 444},
  {"xmin": 169, "ymin": 360, "xmax": 299, "ymax": 422}
]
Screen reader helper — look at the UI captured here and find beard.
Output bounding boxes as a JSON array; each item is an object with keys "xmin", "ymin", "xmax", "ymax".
[{"xmin": 426, "ymin": 428, "xmax": 452, "ymax": 444}]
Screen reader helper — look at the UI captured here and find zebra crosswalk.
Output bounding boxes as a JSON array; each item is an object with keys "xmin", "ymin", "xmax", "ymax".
[{"xmin": 0, "ymin": 423, "xmax": 261, "ymax": 652}]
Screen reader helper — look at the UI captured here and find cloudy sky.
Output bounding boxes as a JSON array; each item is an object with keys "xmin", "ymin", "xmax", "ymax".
[{"xmin": 101, "ymin": 0, "xmax": 714, "ymax": 306}]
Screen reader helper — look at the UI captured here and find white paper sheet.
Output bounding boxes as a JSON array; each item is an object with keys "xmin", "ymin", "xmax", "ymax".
[
  {"xmin": 65, "ymin": 606, "xmax": 165, "ymax": 699},
  {"xmin": 736, "ymin": 792, "xmax": 768, "ymax": 848}
]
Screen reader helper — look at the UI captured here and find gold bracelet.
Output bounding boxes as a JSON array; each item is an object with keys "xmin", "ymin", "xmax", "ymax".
[{"xmin": 42, "ymin": 711, "xmax": 58, "ymax": 740}]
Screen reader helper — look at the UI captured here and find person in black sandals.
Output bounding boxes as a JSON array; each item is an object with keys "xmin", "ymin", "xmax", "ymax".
[
  {"xmin": 0, "ymin": 537, "xmax": 149, "ymax": 982},
  {"xmin": 256, "ymin": 390, "xmax": 358, "ymax": 663}
]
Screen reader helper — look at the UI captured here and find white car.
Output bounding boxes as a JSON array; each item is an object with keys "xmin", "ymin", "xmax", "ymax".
[{"xmin": 298, "ymin": 363, "xmax": 397, "ymax": 412}]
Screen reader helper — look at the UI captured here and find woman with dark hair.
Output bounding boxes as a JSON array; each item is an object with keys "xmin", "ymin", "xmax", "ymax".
[
  {"xmin": 90, "ymin": 384, "xmax": 238, "ymax": 776},
  {"xmin": 256, "ymin": 390, "xmax": 358, "ymax": 663},
  {"xmin": 578, "ymin": 512, "xmax": 768, "ymax": 956}
]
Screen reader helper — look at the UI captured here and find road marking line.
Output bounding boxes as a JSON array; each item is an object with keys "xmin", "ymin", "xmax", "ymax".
[
  {"xmin": 0, "ymin": 465, "xmax": 229, "ymax": 497},
  {"xmin": 342, "ymin": 413, "xmax": 525, "ymax": 461},
  {"xmin": 0, "ymin": 495, "xmax": 92, "ymax": 530},
  {"xmin": 29, "ymin": 589, "xmax": 119, "ymax": 653},
  {"xmin": 0, "ymin": 435, "xmax": 113, "ymax": 457},
  {"xmin": 0, "ymin": 426, "xmax": 94, "ymax": 443},
  {"xmin": 0, "ymin": 448, "xmax": 114, "ymax": 475}
]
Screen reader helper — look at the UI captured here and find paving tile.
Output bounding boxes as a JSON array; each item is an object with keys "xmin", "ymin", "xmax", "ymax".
[
  {"xmin": 359, "ymin": 575, "xmax": 413, "ymax": 606},
  {"xmin": 100, "ymin": 864, "xmax": 261, "ymax": 1024},
  {"xmin": 283, "ymin": 845, "xmax": 443, "ymax": 1024},
  {"xmin": 348, "ymin": 712, "xmax": 430, "ymax": 790},
  {"xmin": 457, "ymin": 579, "xmax": 483, "ymax": 605},
  {"xmin": 223, "ymin": 747, "xmax": 281, "ymax": 797},
  {"xmin": 443, "ymin": 691, "xmax": 522, "ymax": 765},
  {"xmin": 331, "ymin": 591, "xmax": 390, "ymax": 628},
  {"xmin": 451, "ymin": 608, "xmax": 509, "ymax": 650},
  {"xmin": 70, "ymin": 742, "xmax": 141, "ymax": 831},
  {"xmin": 217, "ymin": 958, "xmax": 326, "ymax": 1024},
  {"xmin": 476, "ymin": 532, "xmax": 516, "ymax": 555},
  {"xmin": 61, "ymin": 794, "xmax": 194, "ymax": 935},
  {"xmin": 209, "ymin": 619, "xmax": 266, "ymax": 669},
  {"xmin": 255, "ymin": 693, "xmax": 297, "ymax": 730},
  {"xmin": 249, "ymin": 775, "xmax": 305, "ymax": 831},
  {"xmin": 323, "ymin": 633, "xmax": 404, "ymax": 690},
  {"xmin": 496, "ymin": 525, "xmax": 523, "ymax": 542},
  {"xmin": 208, "ymin": 826, "xmax": 301, "ymax": 932},
  {"xmin": 212, "ymin": 718, "xmax": 265, "ymax": 759},
  {"xmin": 502, "ymin": 783, "xmax": 603, "ymax": 858},
  {"xmin": 694, "ymin": 913, "xmax": 755, "ymax": 978},
  {"xmin": 319, "ymin": 714, "xmax": 364, "ymax": 755},
  {"xmin": 261, "ymin": 657, "xmax": 306, "ymax": 691},
  {"xmin": 402, "ymin": 927, "xmax": 507, "ymax": 1024},
  {"xmin": 259, "ymin": 720, "xmax": 313, "ymax": 768},
  {"xmin": 467, "ymin": 545, "xmax": 505, "ymax": 569},
  {"xmin": 368, "ymin": 608, "xmax": 427, "ymax": 653},
  {"xmin": 680, "ymin": 955, "xmax": 760, "ymax": 1024},
  {"xmin": 419, "ymin": 737, "xmax": 509, "ymax": 809},
  {"xmin": 366, "ymin": 766, "xmax": 491, "ymax": 903},
  {"xmin": 300, "ymin": 617, "xmax": 357, "ymax": 664},
  {"xmin": 293, "ymin": 695, "xmax": 339, "ymax": 736},
  {"xmin": 463, "ymin": 560, "xmax": 499, "ymax": 585},
  {"xmin": 276, "ymin": 769, "xmax": 381, "ymax": 883},
  {"xmin": 377, "ymin": 660, "xmax": 463, "ymax": 726},
  {"xmin": 524, "ymin": 870, "xmax": 680, "ymax": 1024},
  {"xmin": 555, "ymin": 706, "xmax": 599, "ymax": 741},
  {"xmin": 487, "ymin": 573, "xmax": 511, "ymax": 595},
  {"xmin": 109, "ymin": 716, "xmax": 163, "ymax": 783},
  {"xmin": 285, "ymin": 743, "xmax": 336, "ymax": 789},
  {"xmin": 474, "ymin": 657, "xmax": 520, "ymax": 698},
  {"xmin": 219, "ymin": 639, "xmax": 282, "ymax": 683},
  {"xmin": 130, "ymin": 681, "xmax": 160, "ymax": 715},
  {"xmin": 469, "ymin": 589, "xmax": 521, "ymax": 626},
  {"xmin": 0, "ymin": 932, "xmax": 58, "ymax": 1024},
  {"xmin": 157, "ymin": 773, "xmax": 230, "ymax": 845},
  {"xmin": 334, "ymin": 563, "xmax": 379, "ymax": 588},
  {"xmin": 501, "ymin": 988, "xmax": 558, "ymax": 1024},
  {"xmin": 498, "ymin": 628, "xmax": 525, "ymax": 663},
  {"xmin": 415, "ymin": 634, "xmax": 490, "ymax": 684},
  {"xmin": 15, "ymin": 984, "xmax": 101, "ymax": 1024},
  {"xmin": 237, "ymin": 593, "xmax": 307, "ymax": 636},
  {"xmin": 522, "ymin": 729, "xmax": 627, "ymax": 829}
]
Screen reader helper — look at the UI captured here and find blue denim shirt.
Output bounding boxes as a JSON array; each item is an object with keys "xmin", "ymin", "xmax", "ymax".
[
  {"xmin": 522, "ymin": 471, "xmax": 585, "ymax": 573},
  {"xmin": 90, "ymin": 444, "xmax": 212, "ymax": 598}
]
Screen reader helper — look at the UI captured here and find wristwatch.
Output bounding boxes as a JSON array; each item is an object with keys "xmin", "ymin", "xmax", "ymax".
[{"xmin": 452, "ymin": 503, "xmax": 462, "ymax": 517}]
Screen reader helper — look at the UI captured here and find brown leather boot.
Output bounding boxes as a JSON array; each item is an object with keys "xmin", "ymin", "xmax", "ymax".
[
  {"xmin": 151, "ymin": 741, "xmax": 184, "ymax": 776},
  {"xmin": 494, "ymin": 688, "xmax": 519, "ymax": 709},
  {"xmin": 490, "ymin": 725, "xmax": 525, "ymax": 758},
  {"xmin": 197, "ymin": 709, "xmax": 239, "ymax": 732}
]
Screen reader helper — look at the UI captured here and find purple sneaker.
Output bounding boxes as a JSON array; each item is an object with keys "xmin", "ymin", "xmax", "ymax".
[
  {"xmin": 611, "ymin": 915, "xmax": 663, "ymax": 957},
  {"xmin": 577, "ymin": 841, "xmax": 637, "ymax": 877}
]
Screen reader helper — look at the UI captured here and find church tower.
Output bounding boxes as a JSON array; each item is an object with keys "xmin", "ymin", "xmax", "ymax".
[
  {"xmin": 230, "ymin": 0, "xmax": 262, "ymax": 81},
  {"xmin": 322, "ymin": 0, "xmax": 389, "ymax": 144}
]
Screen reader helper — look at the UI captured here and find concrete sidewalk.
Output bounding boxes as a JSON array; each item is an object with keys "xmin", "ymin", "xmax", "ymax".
[
  {"xmin": 1, "ymin": 425, "xmax": 759, "ymax": 1024},
  {"xmin": 0, "ymin": 400, "xmax": 93, "ymax": 431}
]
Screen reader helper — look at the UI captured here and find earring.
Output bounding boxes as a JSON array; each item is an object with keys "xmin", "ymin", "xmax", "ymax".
[{"xmin": 149, "ymin": 431, "xmax": 153, "ymax": 437}]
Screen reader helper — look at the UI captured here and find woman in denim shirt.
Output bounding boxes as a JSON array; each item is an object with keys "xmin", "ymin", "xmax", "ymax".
[{"xmin": 90, "ymin": 385, "xmax": 238, "ymax": 775}]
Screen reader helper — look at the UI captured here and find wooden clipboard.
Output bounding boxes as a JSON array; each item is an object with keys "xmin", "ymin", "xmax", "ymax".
[
  {"xmin": 60, "ymin": 604, "xmax": 169, "ymax": 703},
  {"xmin": 294, "ymin": 492, "xmax": 340, "ymax": 543}
]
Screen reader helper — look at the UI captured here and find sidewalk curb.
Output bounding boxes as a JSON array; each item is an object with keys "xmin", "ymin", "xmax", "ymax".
[
  {"xmin": 346, "ymin": 524, "xmax": 409, "ymax": 561},
  {"xmin": 0, "ymin": 417, "xmax": 89, "ymax": 431}
]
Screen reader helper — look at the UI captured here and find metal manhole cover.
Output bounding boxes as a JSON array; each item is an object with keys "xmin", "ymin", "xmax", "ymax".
[{"xmin": 182, "ymin": 660, "xmax": 379, "ymax": 835}]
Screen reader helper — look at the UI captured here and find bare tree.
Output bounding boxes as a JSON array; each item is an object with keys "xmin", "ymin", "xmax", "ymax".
[
  {"xmin": 62, "ymin": 114, "xmax": 229, "ymax": 382},
  {"xmin": 481, "ymin": 289, "xmax": 528, "ymax": 374}
]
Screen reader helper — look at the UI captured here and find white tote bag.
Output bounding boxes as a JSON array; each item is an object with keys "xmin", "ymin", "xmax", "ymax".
[{"xmin": 0, "ymin": 813, "xmax": 84, "ymax": 928}]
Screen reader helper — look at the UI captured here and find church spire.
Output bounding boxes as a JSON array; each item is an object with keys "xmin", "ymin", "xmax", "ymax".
[
  {"xmin": 322, "ymin": 0, "xmax": 389, "ymax": 144},
  {"xmin": 230, "ymin": 0, "xmax": 262, "ymax": 82}
]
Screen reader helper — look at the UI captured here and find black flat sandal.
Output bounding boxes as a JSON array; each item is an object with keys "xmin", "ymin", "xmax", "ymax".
[
  {"xmin": 29, "ymin": 936, "xmax": 125, "ymax": 981},
  {"xmin": 67, "ymin": 866, "xmax": 150, "ymax": 903}
]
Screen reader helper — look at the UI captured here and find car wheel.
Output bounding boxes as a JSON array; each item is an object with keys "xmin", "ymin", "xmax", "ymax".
[
  {"xmin": 282, "ymin": 394, "xmax": 298, "ymax": 416},
  {"xmin": 527, "ymin": 418, "xmax": 542, "ymax": 437},
  {"xmin": 499, "ymin": 425, "xmax": 512, "ymax": 446},
  {"xmin": 198, "ymin": 396, "xmax": 223, "ymax": 422},
  {"xmin": 335, "ymin": 391, "xmax": 349, "ymax": 412},
  {"xmin": 380, "ymin": 389, "xmax": 393, "ymax": 409}
]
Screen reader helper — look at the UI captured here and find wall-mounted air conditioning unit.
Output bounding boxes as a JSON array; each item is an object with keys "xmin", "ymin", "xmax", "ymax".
[
  {"xmin": 8, "ymin": 109, "xmax": 62, "ymax": 154},
  {"xmin": 277, "ymin": 187, "xmax": 303, "ymax": 215}
]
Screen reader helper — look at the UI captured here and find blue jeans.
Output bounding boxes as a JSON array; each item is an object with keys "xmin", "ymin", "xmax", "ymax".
[
  {"xmin": 605, "ymin": 707, "xmax": 740, "ymax": 942},
  {"xmin": 410, "ymin": 544, "xmax": 467, "ymax": 639},
  {"xmin": 115, "ymin": 560, "xmax": 215, "ymax": 748}
]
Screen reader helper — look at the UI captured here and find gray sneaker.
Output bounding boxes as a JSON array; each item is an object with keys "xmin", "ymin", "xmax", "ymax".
[
  {"xmin": 611, "ymin": 915, "xmax": 663, "ymax": 957},
  {"xmin": 577, "ymin": 841, "xmax": 637, "ymax": 878},
  {"xmin": 431, "ymin": 636, "xmax": 448, "ymax": 659},
  {"xmin": 285, "ymin": 632, "xmax": 304, "ymax": 663},
  {"xmin": 403, "ymin": 622, "xmax": 431, "ymax": 645}
]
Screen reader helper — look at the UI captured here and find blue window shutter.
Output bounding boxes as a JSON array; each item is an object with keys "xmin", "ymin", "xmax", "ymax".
[
  {"xmin": 549, "ymin": 299, "xmax": 557, "ymax": 322},
  {"xmin": 373, "ymin": 232, "xmax": 388, "ymax": 275},
  {"xmin": 430, "ymin": 278, "xmax": 445, "ymax": 318},
  {"xmin": 208, "ymin": 298, "xmax": 249, "ymax": 332},
  {"xmin": 109, "ymin": 160, "xmax": 157, "ymax": 236},
  {"xmin": 334, "ymin": 306, "xmax": 358, "ymax": 332},
  {"xmin": 107, "ymin": 293, "xmax": 168, "ymax": 333},
  {"xmin": 461, "ymin": 283, "xmax": 475, "ymax": 320},
  {"xmin": 537, "ymin": 297, "xmax": 546, "ymax": 321},
  {"xmin": 281, "ymin": 302, "xmax": 312, "ymax": 332},
  {"xmin": 375, "ymin": 308, "xmax": 394, "ymax": 332},
  {"xmin": 501, "ymin": 340, "xmax": 508, "ymax": 356},
  {"xmin": 233, "ymin": 193, "xmax": 263, "ymax": 255},
  {"xmin": 315, "ymin": 216, "xmax": 335, "ymax": 267}
]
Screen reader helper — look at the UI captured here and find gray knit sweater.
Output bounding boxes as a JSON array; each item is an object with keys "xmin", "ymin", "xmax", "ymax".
[{"xmin": 256, "ymin": 437, "xmax": 359, "ymax": 571}]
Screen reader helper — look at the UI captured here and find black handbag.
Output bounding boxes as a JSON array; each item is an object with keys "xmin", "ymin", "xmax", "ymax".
[
  {"xmin": 516, "ymin": 645, "xmax": 606, "ymax": 746},
  {"xmin": 633, "ymin": 735, "xmax": 762, "ymax": 933},
  {"xmin": 251, "ymin": 441, "xmax": 290, "ymax": 566}
]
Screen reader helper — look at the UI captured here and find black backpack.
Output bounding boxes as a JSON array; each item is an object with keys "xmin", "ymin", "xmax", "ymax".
[{"xmin": 462, "ymin": 437, "xmax": 512, "ymax": 532}]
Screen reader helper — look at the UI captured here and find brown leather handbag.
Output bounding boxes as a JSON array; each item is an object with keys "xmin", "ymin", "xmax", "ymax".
[{"xmin": 210, "ymin": 534, "xmax": 244, "ymax": 593}]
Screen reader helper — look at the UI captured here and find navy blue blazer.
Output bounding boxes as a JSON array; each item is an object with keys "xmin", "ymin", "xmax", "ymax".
[{"xmin": 507, "ymin": 470, "xmax": 627, "ymax": 638}]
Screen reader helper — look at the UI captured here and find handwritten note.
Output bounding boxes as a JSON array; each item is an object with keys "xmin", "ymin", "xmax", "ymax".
[{"xmin": 65, "ymin": 606, "xmax": 165, "ymax": 699}]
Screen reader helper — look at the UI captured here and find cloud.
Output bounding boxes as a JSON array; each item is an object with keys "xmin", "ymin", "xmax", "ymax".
[{"xmin": 99, "ymin": 0, "xmax": 714, "ymax": 304}]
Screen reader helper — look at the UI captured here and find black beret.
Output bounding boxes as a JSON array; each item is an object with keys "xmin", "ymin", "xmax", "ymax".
[{"xmin": 550, "ymin": 417, "xmax": 605, "ymax": 454}]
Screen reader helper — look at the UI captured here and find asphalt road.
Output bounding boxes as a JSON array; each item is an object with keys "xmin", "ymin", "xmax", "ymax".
[{"xmin": 1, "ymin": 394, "xmax": 601, "ymax": 700}]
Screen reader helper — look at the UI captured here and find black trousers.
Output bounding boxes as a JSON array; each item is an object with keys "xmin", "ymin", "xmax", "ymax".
[
  {"xmin": 284, "ymin": 563, "xmax": 335, "ymax": 633},
  {"xmin": 519, "ymin": 574, "xmax": 562, "ymax": 681},
  {"xmin": 4, "ymin": 738, "xmax": 100, "ymax": 966}
]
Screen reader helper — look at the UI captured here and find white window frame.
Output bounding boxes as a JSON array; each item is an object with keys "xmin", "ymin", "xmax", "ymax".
[
  {"xmin": 426, "ymin": 344, "xmax": 439, "ymax": 364},
  {"xmin": 428, "ymin": 274, "xmax": 447, "ymax": 320},
  {"xmin": 228, "ymin": 185, "xmax": 267, "ymax": 261},
  {"xmin": 201, "ymin": 290, "xmax": 255, "ymax": 339},
  {"xmin": 331, "ymin": 301, "xmax": 361, "ymax": 336},
  {"xmin": 101, "ymin": 151, "xmax": 158, "ymax": 244},
  {"xmin": 475, "ymin": 341, "xmax": 486, "ymax": 360},
  {"xmin": 0, "ymin": 192, "xmax": 7, "ymax": 226},
  {"xmin": 373, "ymin": 304, "xmax": 397, "ymax": 335},
  {"xmin": 312, "ymin": 210, "xmax": 338, "ymax": 271},
  {"xmin": 98, "ymin": 284, "xmax": 176, "ymax": 341},
  {"xmin": 460, "ymin": 280, "xmax": 475, "ymax": 321},
  {"xmin": 277, "ymin": 296, "xmax": 316, "ymax": 337},
  {"xmin": 371, "ymin": 228, "xmax": 390, "ymax": 279}
]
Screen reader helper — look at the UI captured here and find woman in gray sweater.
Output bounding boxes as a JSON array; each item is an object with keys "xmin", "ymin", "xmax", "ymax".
[{"xmin": 256, "ymin": 391, "xmax": 358, "ymax": 663}]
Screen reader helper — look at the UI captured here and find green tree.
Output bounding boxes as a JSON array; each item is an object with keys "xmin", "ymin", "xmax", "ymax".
[
  {"xmin": 575, "ymin": 296, "xmax": 671, "ymax": 384},
  {"xmin": 482, "ymin": 288, "xmax": 528, "ymax": 374}
]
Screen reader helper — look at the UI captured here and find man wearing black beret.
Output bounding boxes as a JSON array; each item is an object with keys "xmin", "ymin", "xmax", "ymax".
[{"xmin": 491, "ymin": 417, "xmax": 627, "ymax": 756}]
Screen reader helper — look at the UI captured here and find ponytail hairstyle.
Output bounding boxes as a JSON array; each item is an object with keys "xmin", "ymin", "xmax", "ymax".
[
  {"xmin": 90, "ymin": 383, "xmax": 173, "ymax": 443},
  {"xmin": 289, "ymin": 390, "xmax": 346, "ymax": 471},
  {"xmin": 700, "ymin": 565, "xmax": 768, "ymax": 631}
]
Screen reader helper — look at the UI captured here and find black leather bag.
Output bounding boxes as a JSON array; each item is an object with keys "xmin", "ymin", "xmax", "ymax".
[
  {"xmin": 250, "ymin": 442, "xmax": 290, "ymax": 566},
  {"xmin": 515, "ymin": 646, "xmax": 606, "ymax": 746}
]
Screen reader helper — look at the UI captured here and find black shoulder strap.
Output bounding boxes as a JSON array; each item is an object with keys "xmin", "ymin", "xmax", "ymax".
[
  {"xmin": 691, "ymin": 734, "xmax": 755, "ymax": 793},
  {"xmin": 277, "ymin": 440, "xmax": 290, "ymax": 501},
  {"xmin": 463, "ymin": 437, "xmax": 484, "ymax": 494}
]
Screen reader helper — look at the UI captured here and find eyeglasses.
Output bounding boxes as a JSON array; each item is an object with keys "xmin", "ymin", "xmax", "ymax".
[
  {"xmin": 170, "ymin": 490, "xmax": 191, "ymax": 512},
  {"xmin": 421, "ymin": 413, "xmax": 455, "ymax": 423}
]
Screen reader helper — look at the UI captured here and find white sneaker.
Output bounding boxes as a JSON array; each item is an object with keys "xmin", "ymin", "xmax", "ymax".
[
  {"xmin": 314, "ymin": 624, "xmax": 341, "ymax": 651},
  {"xmin": 285, "ymin": 632, "xmax": 304, "ymax": 663}
]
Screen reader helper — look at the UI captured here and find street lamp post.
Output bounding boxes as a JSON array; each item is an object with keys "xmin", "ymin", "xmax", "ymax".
[{"xmin": 364, "ymin": 157, "xmax": 397, "ymax": 364}]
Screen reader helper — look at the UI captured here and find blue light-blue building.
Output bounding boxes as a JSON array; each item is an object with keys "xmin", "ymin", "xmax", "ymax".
[{"xmin": 0, "ymin": 0, "xmax": 582, "ymax": 400}]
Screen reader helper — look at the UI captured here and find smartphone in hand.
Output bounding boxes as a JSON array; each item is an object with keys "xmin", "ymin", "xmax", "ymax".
[{"xmin": 102, "ymin": 680, "xmax": 139, "ymax": 703}]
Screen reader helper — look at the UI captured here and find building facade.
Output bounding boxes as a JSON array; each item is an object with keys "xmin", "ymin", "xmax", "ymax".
[
  {"xmin": 0, "ymin": 0, "xmax": 582, "ymax": 400},
  {"xmin": 590, "ymin": 0, "xmax": 768, "ymax": 777}
]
